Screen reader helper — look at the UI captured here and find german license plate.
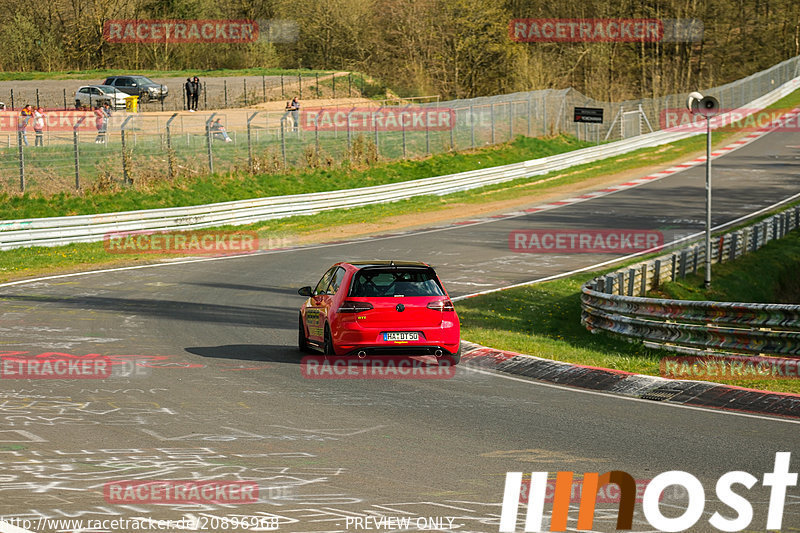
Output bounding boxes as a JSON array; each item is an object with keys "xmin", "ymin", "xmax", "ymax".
[{"xmin": 384, "ymin": 332, "xmax": 419, "ymax": 341}]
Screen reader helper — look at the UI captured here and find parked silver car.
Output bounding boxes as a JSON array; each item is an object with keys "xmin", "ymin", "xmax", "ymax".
[{"xmin": 75, "ymin": 85, "xmax": 129, "ymax": 109}]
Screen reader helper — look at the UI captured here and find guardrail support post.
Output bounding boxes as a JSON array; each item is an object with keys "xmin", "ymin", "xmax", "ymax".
[
  {"xmin": 616, "ymin": 273, "xmax": 624, "ymax": 295},
  {"xmin": 730, "ymin": 233, "xmax": 738, "ymax": 261},
  {"xmin": 627, "ymin": 269, "xmax": 635, "ymax": 296},
  {"xmin": 670, "ymin": 254, "xmax": 677, "ymax": 281},
  {"xmin": 653, "ymin": 260, "xmax": 661, "ymax": 288},
  {"xmin": 640, "ymin": 264, "xmax": 648, "ymax": 296},
  {"xmin": 679, "ymin": 250, "xmax": 688, "ymax": 279},
  {"xmin": 605, "ymin": 275, "xmax": 615, "ymax": 294},
  {"xmin": 692, "ymin": 246, "xmax": 699, "ymax": 274}
]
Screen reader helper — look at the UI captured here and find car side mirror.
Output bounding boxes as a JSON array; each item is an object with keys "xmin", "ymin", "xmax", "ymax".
[{"xmin": 298, "ymin": 286, "xmax": 313, "ymax": 297}]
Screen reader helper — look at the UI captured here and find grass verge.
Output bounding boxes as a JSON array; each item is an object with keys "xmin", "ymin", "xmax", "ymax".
[{"xmin": 457, "ymin": 227, "xmax": 800, "ymax": 395}]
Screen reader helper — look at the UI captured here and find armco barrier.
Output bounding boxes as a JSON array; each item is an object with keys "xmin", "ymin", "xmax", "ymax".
[
  {"xmin": 581, "ymin": 205, "xmax": 800, "ymax": 357},
  {"xmin": 2, "ymin": 74, "xmax": 799, "ymax": 251}
]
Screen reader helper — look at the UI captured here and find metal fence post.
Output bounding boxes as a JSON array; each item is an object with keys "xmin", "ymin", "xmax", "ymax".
[
  {"xmin": 262, "ymin": 75, "xmax": 266, "ymax": 102},
  {"xmin": 469, "ymin": 105, "xmax": 475, "ymax": 148},
  {"xmin": 244, "ymin": 79, "xmax": 248, "ymax": 107},
  {"xmin": 10, "ymin": 89, "xmax": 14, "ymax": 111},
  {"xmin": 490, "ymin": 103, "xmax": 495, "ymax": 144},
  {"xmin": 402, "ymin": 112, "xmax": 407, "ymax": 158},
  {"xmin": 425, "ymin": 107, "xmax": 430, "ymax": 155},
  {"xmin": 160, "ymin": 86, "xmax": 165, "ymax": 111},
  {"xmin": 348, "ymin": 73, "xmax": 352, "ymax": 97},
  {"xmin": 63, "ymin": 88, "xmax": 67, "ymax": 110},
  {"xmin": 448, "ymin": 106, "xmax": 455, "ymax": 150},
  {"xmin": 72, "ymin": 117, "xmax": 85, "ymax": 189},
  {"xmin": 508, "ymin": 102, "xmax": 513, "ymax": 140},
  {"xmin": 16, "ymin": 131, "xmax": 24, "ymax": 192},
  {"xmin": 166, "ymin": 113, "xmax": 179, "ymax": 179},
  {"xmin": 120, "ymin": 115, "xmax": 133, "ymax": 186},
  {"xmin": 224, "ymin": 80, "xmax": 228, "ymax": 108},
  {"xmin": 627, "ymin": 269, "xmax": 636, "ymax": 296},
  {"xmin": 373, "ymin": 107, "xmax": 381, "ymax": 155},
  {"xmin": 36, "ymin": 88, "xmax": 40, "ymax": 109},
  {"xmin": 653, "ymin": 259, "xmax": 661, "ymax": 288},
  {"xmin": 281, "ymin": 74, "xmax": 285, "ymax": 98},
  {"xmin": 527, "ymin": 95, "xmax": 532, "ymax": 137},
  {"xmin": 346, "ymin": 107, "xmax": 353, "ymax": 152},
  {"xmin": 315, "ymin": 111, "xmax": 322, "ymax": 156},
  {"xmin": 640, "ymin": 264, "xmax": 648, "ymax": 296},
  {"xmin": 316, "ymin": 73, "xmax": 320, "ymax": 97},
  {"xmin": 280, "ymin": 117, "xmax": 287, "ymax": 167},
  {"xmin": 332, "ymin": 74, "xmax": 336, "ymax": 98},
  {"xmin": 298, "ymin": 71, "xmax": 302, "ymax": 99},
  {"xmin": 247, "ymin": 111, "xmax": 259, "ymax": 173},
  {"xmin": 205, "ymin": 113, "xmax": 217, "ymax": 173}
]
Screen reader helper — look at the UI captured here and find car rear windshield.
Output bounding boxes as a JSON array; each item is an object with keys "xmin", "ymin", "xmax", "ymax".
[{"xmin": 349, "ymin": 268, "xmax": 444, "ymax": 297}]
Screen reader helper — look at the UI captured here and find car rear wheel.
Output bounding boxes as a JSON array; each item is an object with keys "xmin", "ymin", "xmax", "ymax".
[
  {"xmin": 439, "ymin": 345, "xmax": 461, "ymax": 366},
  {"xmin": 323, "ymin": 324, "xmax": 335, "ymax": 356},
  {"xmin": 298, "ymin": 314, "xmax": 310, "ymax": 353}
]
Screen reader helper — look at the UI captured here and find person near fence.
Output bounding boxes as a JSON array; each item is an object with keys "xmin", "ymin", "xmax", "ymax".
[
  {"xmin": 289, "ymin": 97, "xmax": 300, "ymax": 131},
  {"xmin": 185, "ymin": 78, "xmax": 195, "ymax": 111},
  {"xmin": 94, "ymin": 105, "xmax": 108, "ymax": 143},
  {"xmin": 33, "ymin": 107, "xmax": 46, "ymax": 147},
  {"xmin": 210, "ymin": 118, "xmax": 232, "ymax": 142},
  {"xmin": 18, "ymin": 104, "xmax": 33, "ymax": 146},
  {"xmin": 191, "ymin": 77, "xmax": 200, "ymax": 110}
]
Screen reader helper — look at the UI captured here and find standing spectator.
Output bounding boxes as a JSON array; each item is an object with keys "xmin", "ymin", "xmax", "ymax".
[
  {"xmin": 285, "ymin": 97, "xmax": 300, "ymax": 131},
  {"xmin": 18, "ymin": 104, "xmax": 33, "ymax": 146},
  {"xmin": 94, "ymin": 105, "xmax": 108, "ymax": 143},
  {"xmin": 191, "ymin": 76, "xmax": 200, "ymax": 111},
  {"xmin": 184, "ymin": 78, "xmax": 195, "ymax": 111},
  {"xmin": 33, "ymin": 107, "xmax": 46, "ymax": 147}
]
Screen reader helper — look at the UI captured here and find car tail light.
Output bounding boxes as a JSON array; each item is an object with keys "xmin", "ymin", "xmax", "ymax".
[
  {"xmin": 338, "ymin": 301, "xmax": 374, "ymax": 313},
  {"xmin": 427, "ymin": 299, "xmax": 455, "ymax": 311}
]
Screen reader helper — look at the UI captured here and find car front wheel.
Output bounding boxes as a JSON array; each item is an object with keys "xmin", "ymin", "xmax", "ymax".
[{"xmin": 298, "ymin": 314, "xmax": 310, "ymax": 353}]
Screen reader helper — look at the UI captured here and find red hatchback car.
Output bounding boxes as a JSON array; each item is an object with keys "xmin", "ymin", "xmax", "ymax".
[{"xmin": 297, "ymin": 261, "xmax": 461, "ymax": 364}]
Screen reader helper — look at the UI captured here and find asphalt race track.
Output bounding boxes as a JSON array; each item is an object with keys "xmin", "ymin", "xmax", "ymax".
[{"xmin": 0, "ymin": 126, "xmax": 799, "ymax": 533}]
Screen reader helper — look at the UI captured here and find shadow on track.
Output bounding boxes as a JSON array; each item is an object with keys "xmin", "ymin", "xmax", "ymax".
[{"xmin": 186, "ymin": 344, "xmax": 304, "ymax": 364}]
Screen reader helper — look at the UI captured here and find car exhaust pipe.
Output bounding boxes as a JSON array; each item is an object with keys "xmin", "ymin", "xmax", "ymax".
[
  {"xmin": 357, "ymin": 350, "xmax": 367, "ymax": 358},
  {"xmin": 434, "ymin": 349, "xmax": 443, "ymax": 357}
]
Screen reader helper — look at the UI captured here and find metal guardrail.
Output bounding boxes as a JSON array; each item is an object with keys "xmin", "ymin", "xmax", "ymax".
[
  {"xmin": 1, "ymin": 74, "xmax": 799, "ymax": 250},
  {"xmin": 581, "ymin": 205, "xmax": 800, "ymax": 357}
]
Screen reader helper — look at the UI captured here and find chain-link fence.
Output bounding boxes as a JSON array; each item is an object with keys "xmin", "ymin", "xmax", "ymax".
[
  {"xmin": 0, "ymin": 71, "xmax": 374, "ymax": 113},
  {"xmin": 2, "ymin": 54, "xmax": 799, "ymax": 195}
]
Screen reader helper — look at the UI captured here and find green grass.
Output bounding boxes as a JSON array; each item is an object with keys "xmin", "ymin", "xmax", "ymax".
[
  {"xmin": 652, "ymin": 228, "xmax": 800, "ymax": 304},
  {"xmin": 0, "ymin": 134, "xmax": 593, "ymax": 218},
  {"xmin": 0, "ymin": 67, "xmax": 335, "ymax": 81}
]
